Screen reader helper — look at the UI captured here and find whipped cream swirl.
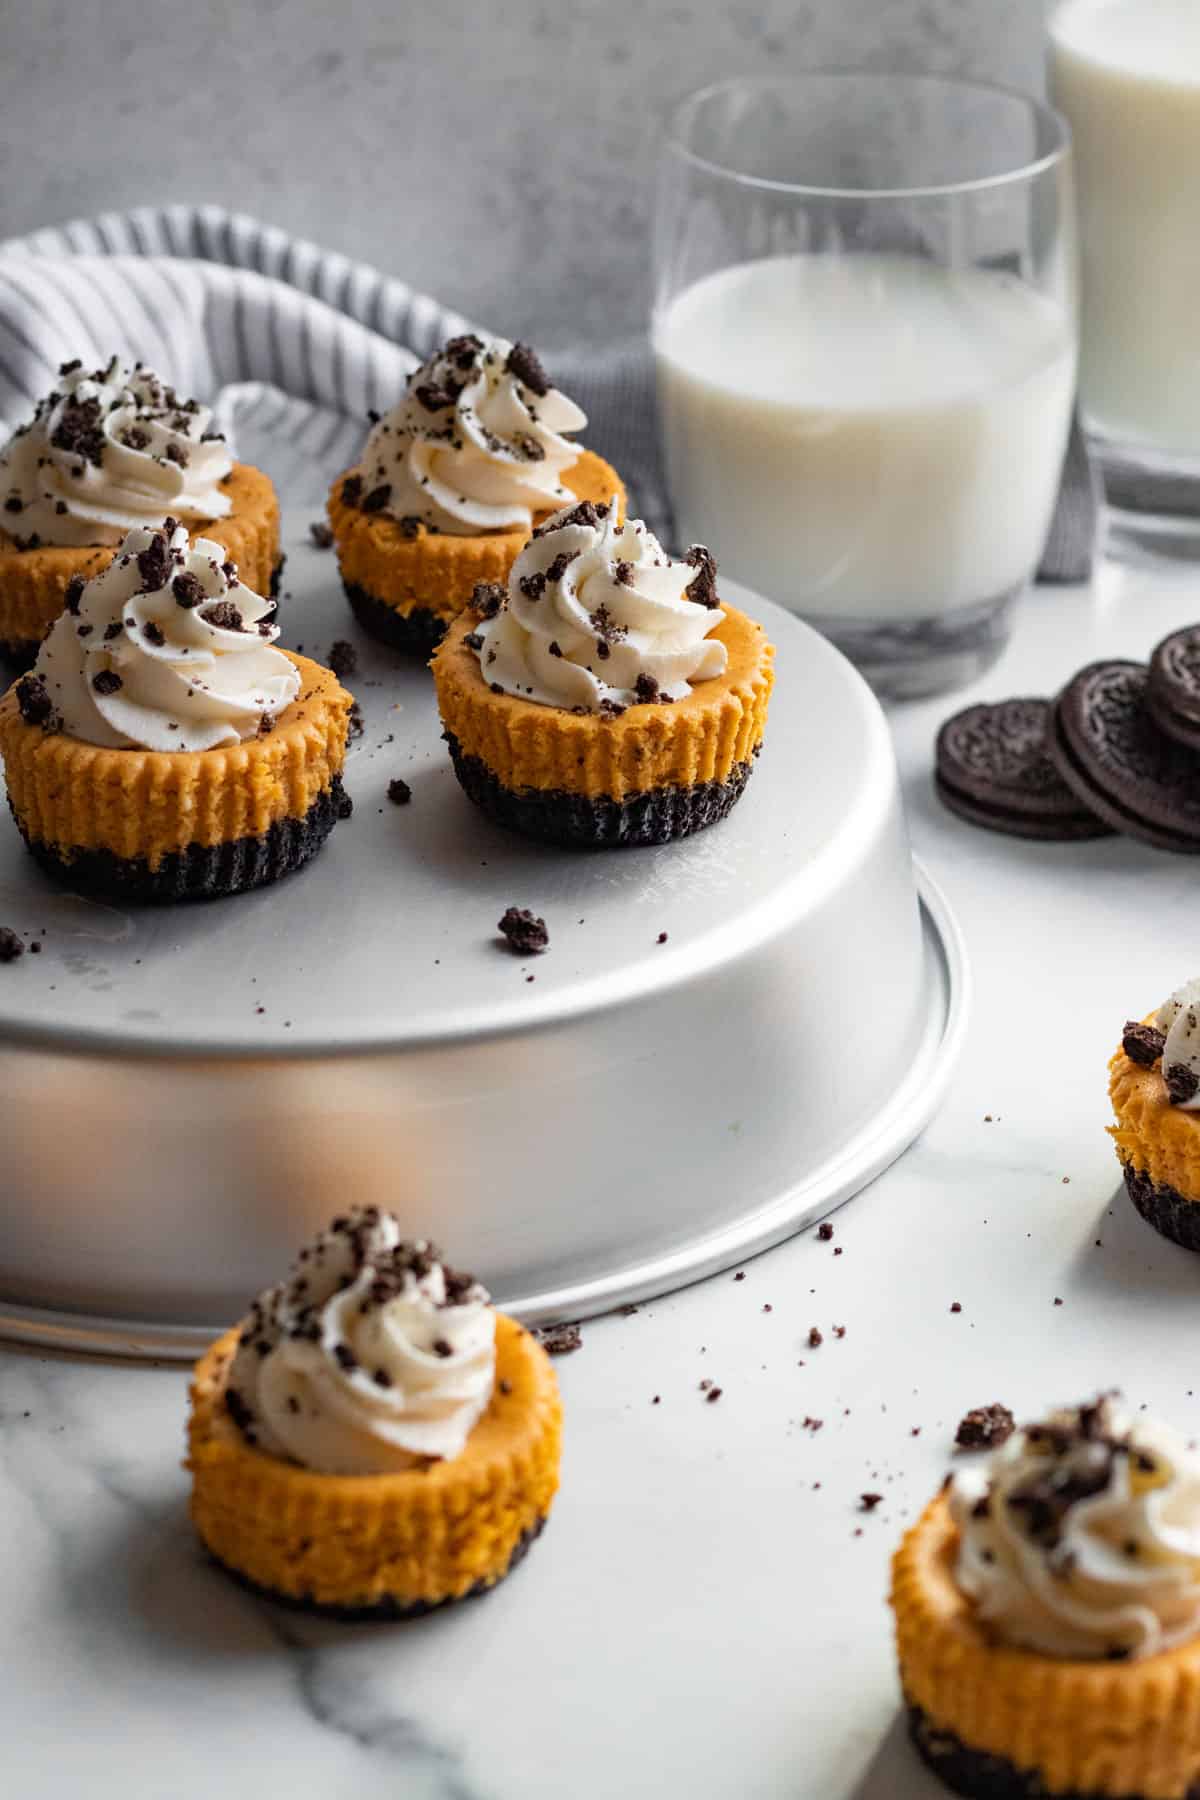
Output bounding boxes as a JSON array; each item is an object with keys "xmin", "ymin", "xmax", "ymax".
[
  {"xmin": 348, "ymin": 334, "xmax": 586, "ymax": 535},
  {"xmin": 0, "ymin": 357, "xmax": 232, "ymax": 548},
  {"xmin": 950, "ymin": 1395, "xmax": 1200, "ymax": 1660},
  {"xmin": 226, "ymin": 1210, "xmax": 496, "ymax": 1475},
  {"xmin": 468, "ymin": 497, "xmax": 728, "ymax": 712},
  {"xmin": 24, "ymin": 519, "xmax": 298, "ymax": 752},
  {"xmin": 1157, "ymin": 980, "xmax": 1200, "ymax": 1110}
]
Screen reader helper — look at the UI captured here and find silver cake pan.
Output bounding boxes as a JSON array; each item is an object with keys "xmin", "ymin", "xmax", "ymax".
[{"xmin": 0, "ymin": 554, "xmax": 966, "ymax": 1360}]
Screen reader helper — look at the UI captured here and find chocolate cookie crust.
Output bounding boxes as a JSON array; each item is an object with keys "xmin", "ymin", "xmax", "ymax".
[
  {"xmin": 208, "ymin": 1514, "xmax": 545, "ymax": 1620},
  {"xmin": 12, "ymin": 776, "xmax": 348, "ymax": 904},
  {"xmin": 907, "ymin": 1703, "xmax": 1200, "ymax": 1799},
  {"xmin": 345, "ymin": 580, "xmax": 447, "ymax": 659},
  {"xmin": 445, "ymin": 731, "xmax": 756, "ymax": 847},
  {"xmin": 1122, "ymin": 1161, "xmax": 1200, "ymax": 1254}
]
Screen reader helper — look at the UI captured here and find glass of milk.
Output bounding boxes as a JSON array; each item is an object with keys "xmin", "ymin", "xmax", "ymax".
[
  {"xmin": 1050, "ymin": 0, "xmax": 1200, "ymax": 555},
  {"xmin": 653, "ymin": 74, "xmax": 1077, "ymax": 698}
]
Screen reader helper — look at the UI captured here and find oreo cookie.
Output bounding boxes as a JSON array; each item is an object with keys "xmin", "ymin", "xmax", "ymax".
[
  {"xmin": 1050, "ymin": 660, "xmax": 1200, "ymax": 854},
  {"xmin": 935, "ymin": 699, "xmax": 1110, "ymax": 842},
  {"xmin": 1147, "ymin": 625, "xmax": 1200, "ymax": 752}
]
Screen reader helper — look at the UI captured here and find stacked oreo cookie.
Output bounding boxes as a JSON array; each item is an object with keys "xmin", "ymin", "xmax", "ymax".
[{"xmin": 936, "ymin": 625, "xmax": 1200, "ymax": 854}]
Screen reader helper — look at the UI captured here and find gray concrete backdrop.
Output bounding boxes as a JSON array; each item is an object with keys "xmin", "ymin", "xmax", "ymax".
[{"xmin": 0, "ymin": 0, "xmax": 1049, "ymax": 347}]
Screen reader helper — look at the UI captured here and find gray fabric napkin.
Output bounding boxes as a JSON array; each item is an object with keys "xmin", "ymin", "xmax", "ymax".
[{"xmin": 0, "ymin": 204, "xmax": 1098, "ymax": 582}]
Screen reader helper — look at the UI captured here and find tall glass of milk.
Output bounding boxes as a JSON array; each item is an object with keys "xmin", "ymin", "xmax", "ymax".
[
  {"xmin": 1050, "ymin": 0, "xmax": 1200, "ymax": 554},
  {"xmin": 653, "ymin": 75, "xmax": 1077, "ymax": 698}
]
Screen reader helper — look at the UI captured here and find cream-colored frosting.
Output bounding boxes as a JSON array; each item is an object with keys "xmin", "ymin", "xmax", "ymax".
[
  {"xmin": 0, "ymin": 357, "xmax": 232, "ymax": 547},
  {"xmin": 468, "ymin": 496, "xmax": 728, "ymax": 712},
  {"xmin": 950, "ymin": 1396, "xmax": 1200, "ymax": 1660},
  {"xmin": 29, "ymin": 519, "xmax": 297, "ymax": 752},
  {"xmin": 348, "ymin": 333, "xmax": 586, "ymax": 535},
  {"xmin": 226, "ymin": 1210, "xmax": 496, "ymax": 1475},
  {"xmin": 1158, "ymin": 979, "xmax": 1200, "ymax": 1109}
]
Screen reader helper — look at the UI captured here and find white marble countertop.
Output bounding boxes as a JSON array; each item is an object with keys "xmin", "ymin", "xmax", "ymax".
[{"xmin": 4, "ymin": 546, "xmax": 1199, "ymax": 1799}]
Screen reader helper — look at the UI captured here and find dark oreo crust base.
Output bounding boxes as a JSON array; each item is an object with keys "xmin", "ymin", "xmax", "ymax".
[
  {"xmin": 0, "ymin": 636, "xmax": 40, "ymax": 672},
  {"xmin": 13, "ymin": 776, "xmax": 347, "ymax": 905},
  {"xmin": 446, "ymin": 732, "xmax": 756, "ymax": 847},
  {"xmin": 1123, "ymin": 1160, "xmax": 1200, "ymax": 1253},
  {"xmin": 345, "ymin": 580, "xmax": 448, "ymax": 660},
  {"xmin": 209, "ymin": 1514, "xmax": 546, "ymax": 1620},
  {"xmin": 907, "ymin": 1704, "xmax": 1196, "ymax": 1800}
]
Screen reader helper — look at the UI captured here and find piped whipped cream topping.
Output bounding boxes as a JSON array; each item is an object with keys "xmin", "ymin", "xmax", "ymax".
[
  {"xmin": 1157, "ymin": 979, "xmax": 1200, "ymax": 1109},
  {"xmin": 226, "ymin": 1210, "xmax": 496, "ymax": 1475},
  {"xmin": 20, "ymin": 519, "xmax": 298, "ymax": 752},
  {"xmin": 0, "ymin": 357, "xmax": 232, "ymax": 548},
  {"xmin": 467, "ymin": 497, "xmax": 728, "ymax": 713},
  {"xmin": 950, "ymin": 1395, "xmax": 1200, "ymax": 1661},
  {"xmin": 346, "ymin": 334, "xmax": 586, "ymax": 535}
]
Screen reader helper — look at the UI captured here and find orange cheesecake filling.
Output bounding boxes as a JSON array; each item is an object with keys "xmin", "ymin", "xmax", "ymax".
[
  {"xmin": 0, "ymin": 652, "xmax": 350, "ymax": 869},
  {"xmin": 432, "ymin": 601, "xmax": 774, "ymax": 801},
  {"xmin": 188, "ymin": 1312, "xmax": 562, "ymax": 1611},
  {"xmin": 1110, "ymin": 1039, "xmax": 1200, "ymax": 1201},
  {"xmin": 0, "ymin": 462, "xmax": 280, "ymax": 653},
  {"xmin": 893, "ymin": 1492, "xmax": 1200, "ymax": 1798},
  {"xmin": 327, "ymin": 447, "xmax": 626, "ymax": 625}
]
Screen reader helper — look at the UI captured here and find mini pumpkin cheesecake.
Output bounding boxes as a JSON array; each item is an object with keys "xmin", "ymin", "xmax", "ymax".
[
  {"xmin": 432, "ymin": 496, "xmax": 774, "ymax": 847},
  {"xmin": 1110, "ymin": 982, "xmax": 1200, "ymax": 1252},
  {"xmin": 188, "ymin": 1209, "xmax": 562, "ymax": 1616},
  {"xmin": 893, "ymin": 1395, "xmax": 1200, "ymax": 1799},
  {"xmin": 0, "ymin": 518, "xmax": 351, "ymax": 903},
  {"xmin": 327, "ymin": 333, "xmax": 624, "ymax": 657},
  {"xmin": 0, "ymin": 356, "xmax": 282, "ymax": 667}
]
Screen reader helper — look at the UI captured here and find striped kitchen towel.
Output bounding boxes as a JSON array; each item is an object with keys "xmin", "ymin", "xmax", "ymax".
[{"xmin": 0, "ymin": 203, "xmax": 1092, "ymax": 577}]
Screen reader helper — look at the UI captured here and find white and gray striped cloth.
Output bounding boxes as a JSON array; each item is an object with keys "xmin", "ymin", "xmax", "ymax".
[{"xmin": 0, "ymin": 203, "xmax": 1093, "ymax": 578}]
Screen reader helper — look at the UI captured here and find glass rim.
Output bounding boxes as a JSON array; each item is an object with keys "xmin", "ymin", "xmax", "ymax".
[{"xmin": 663, "ymin": 71, "xmax": 1072, "ymax": 201}]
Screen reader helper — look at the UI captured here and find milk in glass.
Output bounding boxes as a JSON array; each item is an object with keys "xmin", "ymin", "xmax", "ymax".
[
  {"xmin": 1050, "ymin": 0, "xmax": 1200, "ymax": 458},
  {"xmin": 653, "ymin": 254, "xmax": 1076, "ymax": 621}
]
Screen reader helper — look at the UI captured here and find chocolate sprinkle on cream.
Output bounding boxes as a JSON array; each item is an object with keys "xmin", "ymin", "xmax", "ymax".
[
  {"xmin": 362, "ymin": 483, "xmax": 392, "ymax": 515},
  {"xmin": 341, "ymin": 474, "xmax": 364, "ymax": 507},
  {"xmin": 498, "ymin": 906, "xmax": 549, "ymax": 955},
  {"xmin": 955, "ymin": 1403, "xmax": 1016, "ymax": 1452},
  {"xmin": 545, "ymin": 549, "xmax": 579, "ymax": 584},
  {"xmin": 141, "ymin": 620, "xmax": 166, "ymax": 647},
  {"xmin": 414, "ymin": 382, "xmax": 458, "ymax": 414},
  {"xmin": 136, "ymin": 533, "xmax": 172, "ymax": 592},
  {"xmin": 50, "ymin": 394, "xmax": 106, "ymax": 468},
  {"xmin": 684, "ymin": 544, "xmax": 719, "ymax": 608},
  {"xmin": 471, "ymin": 581, "xmax": 505, "ymax": 619},
  {"xmin": 505, "ymin": 341, "xmax": 550, "ymax": 396},
  {"xmin": 1166, "ymin": 1061, "xmax": 1200, "ymax": 1106},
  {"xmin": 172, "ymin": 571, "xmax": 206, "ymax": 609},
  {"xmin": 1123, "ymin": 1021, "xmax": 1166, "ymax": 1067},
  {"xmin": 64, "ymin": 575, "xmax": 85, "ymax": 615},
  {"xmin": 201, "ymin": 600, "xmax": 245, "ymax": 632},
  {"xmin": 91, "ymin": 669, "xmax": 122, "ymax": 696}
]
